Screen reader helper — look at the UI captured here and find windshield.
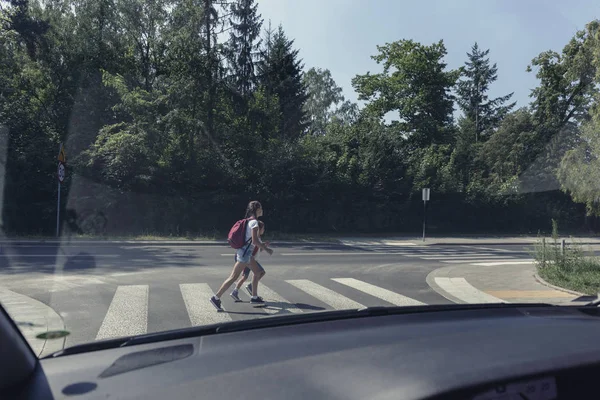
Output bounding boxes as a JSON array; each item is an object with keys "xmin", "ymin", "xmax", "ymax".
[{"xmin": 1, "ymin": 0, "xmax": 600, "ymax": 357}]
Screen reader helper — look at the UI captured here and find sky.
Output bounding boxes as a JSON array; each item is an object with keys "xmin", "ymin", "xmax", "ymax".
[{"xmin": 256, "ymin": 0, "xmax": 600, "ymax": 113}]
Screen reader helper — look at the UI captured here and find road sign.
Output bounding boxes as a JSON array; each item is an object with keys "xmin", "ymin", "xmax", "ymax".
[
  {"xmin": 422, "ymin": 188, "xmax": 430, "ymax": 202},
  {"xmin": 57, "ymin": 161, "xmax": 65, "ymax": 183},
  {"xmin": 58, "ymin": 144, "xmax": 66, "ymax": 163}
]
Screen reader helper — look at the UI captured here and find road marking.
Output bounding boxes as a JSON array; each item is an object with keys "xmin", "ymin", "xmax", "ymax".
[
  {"xmin": 331, "ymin": 278, "xmax": 425, "ymax": 306},
  {"xmin": 461, "ymin": 246, "xmax": 517, "ymax": 253},
  {"xmin": 404, "ymin": 253, "xmax": 496, "ymax": 258},
  {"xmin": 434, "ymin": 278, "xmax": 506, "ymax": 304},
  {"xmin": 471, "ymin": 260, "xmax": 535, "ymax": 266},
  {"xmin": 485, "ymin": 290, "xmax": 574, "ymax": 299},
  {"xmin": 286, "ymin": 279, "xmax": 364, "ymax": 310},
  {"xmin": 96, "ymin": 285, "xmax": 148, "ymax": 340},
  {"xmin": 280, "ymin": 252, "xmax": 403, "ymax": 256},
  {"xmin": 420, "ymin": 255, "xmax": 509, "ymax": 260},
  {"xmin": 441, "ymin": 258, "xmax": 520, "ymax": 264},
  {"xmin": 239, "ymin": 284, "xmax": 302, "ymax": 314},
  {"xmin": 180, "ymin": 283, "xmax": 232, "ymax": 325},
  {"xmin": 109, "ymin": 271, "xmax": 157, "ymax": 277},
  {"xmin": 6, "ymin": 254, "xmax": 120, "ymax": 258}
]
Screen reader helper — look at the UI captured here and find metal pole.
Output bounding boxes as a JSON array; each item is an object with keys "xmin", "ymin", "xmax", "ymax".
[
  {"xmin": 422, "ymin": 200, "xmax": 427, "ymax": 242},
  {"xmin": 56, "ymin": 182, "xmax": 61, "ymax": 237},
  {"xmin": 56, "ymin": 143, "xmax": 61, "ymax": 237},
  {"xmin": 542, "ymin": 237, "xmax": 546, "ymax": 264},
  {"xmin": 561, "ymin": 239, "xmax": 565, "ymax": 256}
]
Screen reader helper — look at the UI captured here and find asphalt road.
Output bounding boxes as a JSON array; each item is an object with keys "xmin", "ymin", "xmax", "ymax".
[{"xmin": 0, "ymin": 241, "xmax": 536, "ymax": 348}]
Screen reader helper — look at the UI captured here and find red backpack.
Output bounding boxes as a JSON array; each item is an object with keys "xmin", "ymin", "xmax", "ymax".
[{"xmin": 227, "ymin": 218, "xmax": 253, "ymax": 249}]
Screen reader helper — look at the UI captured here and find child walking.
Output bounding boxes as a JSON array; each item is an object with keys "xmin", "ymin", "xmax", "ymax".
[
  {"xmin": 230, "ymin": 220, "xmax": 271, "ymax": 302},
  {"xmin": 210, "ymin": 201, "xmax": 272, "ymax": 310}
]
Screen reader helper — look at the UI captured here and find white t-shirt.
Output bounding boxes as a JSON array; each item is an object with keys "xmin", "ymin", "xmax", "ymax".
[{"xmin": 245, "ymin": 219, "xmax": 259, "ymax": 243}]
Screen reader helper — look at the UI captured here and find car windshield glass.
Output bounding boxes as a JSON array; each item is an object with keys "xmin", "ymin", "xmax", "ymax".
[{"xmin": 0, "ymin": 0, "xmax": 599, "ymax": 357}]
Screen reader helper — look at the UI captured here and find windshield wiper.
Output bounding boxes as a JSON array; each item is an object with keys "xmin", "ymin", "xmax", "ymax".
[{"xmin": 44, "ymin": 302, "xmax": 554, "ymax": 358}]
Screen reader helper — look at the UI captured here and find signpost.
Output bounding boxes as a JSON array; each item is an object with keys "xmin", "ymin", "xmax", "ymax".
[
  {"xmin": 57, "ymin": 144, "xmax": 66, "ymax": 237},
  {"xmin": 422, "ymin": 188, "xmax": 430, "ymax": 242}
]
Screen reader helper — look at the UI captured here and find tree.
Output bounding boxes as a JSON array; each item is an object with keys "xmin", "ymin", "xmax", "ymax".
[
  {"xmin": 479, "ymin": 109, "xmax": 538, "ymax": 194},
  {"xmin": 456, "ymin": 42, "xmax": 515, "ymax": 142},
  {"xmin": 528, "ymin": 22, "xmax": 599, "ymax": 135},
  {"xmin": 227, "ymin": 0, "xmax": 262, "ymax": 98},
  {"xmin": 352, "ymin": 39, "xmax": 459, "ymax": 146},
  {"xmin": 257, "ymin": 24, "xmax": 308, "ymax": 140},
  {"xmin": 302, "ymin": 67, "xmax": 345, "ymax": 135},
  {"xmin": 558, "ymin": 106, "xmax": 600, "ymax": 215},
  {"xmin": 523, "ymin": 20, "xmax": 600, "ymax": 192}
]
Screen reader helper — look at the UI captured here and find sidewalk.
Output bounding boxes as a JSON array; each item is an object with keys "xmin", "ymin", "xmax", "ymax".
[
  {"xmin": 0, "ymin": 287, "xmax": 65, "ymax": 357},
  {"xmin": 426, "ymin": 262, "xmax": 593, "ymax": 306}
]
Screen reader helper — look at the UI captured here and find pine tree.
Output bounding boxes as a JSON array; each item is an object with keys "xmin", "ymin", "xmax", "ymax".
[
  {"xmin": 257, "ymin": 24, "xmax": 308, "ymax": 140},
  {"xmin": 456, "ymin": 42, "xmax": 515, "ymax": 141},
  {"xmin": 228, "ymin": 0, "xmax": 262, "ymax": 97}
]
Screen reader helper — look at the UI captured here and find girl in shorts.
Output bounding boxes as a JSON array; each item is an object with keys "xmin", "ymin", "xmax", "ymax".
[
  {"xmin": 210, "ymin": 201, "xmax": 272, "ymax": 310},
  {"xmin": 230, "ymin": 220, "xmax": 271, "ymax": 301}
]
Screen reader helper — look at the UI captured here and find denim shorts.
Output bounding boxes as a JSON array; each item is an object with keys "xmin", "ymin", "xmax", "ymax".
[
  {"xmin": 242, "ymin": 261, "xmax": 265, "ymax": 277},
  {"xmin": 235, "ymin": 245, "xmax": 254, "ymax": 264}
]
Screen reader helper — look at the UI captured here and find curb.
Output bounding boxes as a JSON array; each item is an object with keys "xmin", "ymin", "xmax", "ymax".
[
  {"xmin": 425, "ymin": 267, "xmax": 465, "ymax": 304},
  {"xmin": 533, "ymin": 272, "xmax": 588, "ymax": 297},
  {"xmin": 0, "ymin": 288, "xmax": 66, "ymax": 358}
]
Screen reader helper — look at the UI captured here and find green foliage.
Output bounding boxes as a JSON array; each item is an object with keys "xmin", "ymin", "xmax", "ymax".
[
  {"xmin": 352, "ymin": 39, "xmax": 459, "ymax": 146},
  {"xmin": 535, "ymin": 222, "xmax": 600, "ymax": 295},
  {"xmin": 456, "ymin": 42, "xmax": 515, "ymax": 141},
  {"xmin": 1, "ymin": 1, "xmax": 600, "ymax": 236}
]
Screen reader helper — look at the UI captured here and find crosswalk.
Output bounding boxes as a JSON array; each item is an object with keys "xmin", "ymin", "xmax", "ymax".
[
  {"xmin": 364, "ymin": 245, "xmax": 535, "ymax": 266},
  {"xmin": 91, "ymin": 277, "xmax": 427, "ymax": 342}
]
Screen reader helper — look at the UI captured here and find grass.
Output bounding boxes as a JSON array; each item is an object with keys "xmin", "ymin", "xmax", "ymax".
[{"xmin": 534, "ymin": 220, "xmax": 600, "ymax": 295}]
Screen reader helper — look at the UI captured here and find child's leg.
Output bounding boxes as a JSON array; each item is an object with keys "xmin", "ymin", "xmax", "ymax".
[
  {"xmin": 248, "ymin": 259, "xmax": 265, "ymax": 297},
  {"xmin": 215, "ymin": 261, "xmax": 247, "ymax": 298},
  {"xmin": 235, "ymin": 268, "xmax": 249, "ymax": 290},
  {"xmin": 255, "ymin": 261, "xmax": 266, "ymax": 280}
]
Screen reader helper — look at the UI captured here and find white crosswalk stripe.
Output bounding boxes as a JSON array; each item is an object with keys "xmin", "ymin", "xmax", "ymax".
[
  {"xmin": 434, "ymin": 278, "xmax": 506, "ymax": 304},
  {"xmin": 180, "ymin": 283, "xmax": 232, "ymax": 325},
  {"xmin": 239, "ymin": 283, "xmax": 303, "ymax": 314},
  {"xmin": 286, "ymin": 279, "xmax": 365, "ymax": 309},
  {"xmin": 87, "ymin": 276, "xmax": 513, "ymax": 343},
  {"xmin": 96, "ymin": 285, "xmax": 148, "ymax": 340},
  {"xmin": 388, "ymin": 246, "xmax": 530, "ymax": 266},
  {"xmin": 331, "ymin": 278, "xmax": 425, "ymax": 306}
]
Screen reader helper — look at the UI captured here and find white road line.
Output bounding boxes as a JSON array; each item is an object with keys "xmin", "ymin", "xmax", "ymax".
[
  {"xmin": 461, "ymin": 246, "xmax": 516, "ymax": 253},
  {"xmin": 420, "ymin": 255, "xmax": 508, "ymax": 260},
  {"xmin": 404, "ymin": 253, "xmax": 496, "ymax": 258},
  {"xmin": 96, "ymin": 285, "xmax": 148, "ymax": 340},
  {"xmin": 471, "ymin": 260, "xmax": 535, "ymax": 266},
  {"xmin": 280, "ymin": 252, "xmax": 404, "ymax": 256},
  {"xmin": 240, "ymin": 284, "xmax": 302, "ymax": 314},
  {"xmin": 286, "ymin": 279, "xmax": 364, "ymax": 310},
  {"xmin": 180, "ymin": 283, "xmax": 232, "ymax": 325},
  {"xmin": 331, "ymin": 278, "xmax": 425, "ymax": 306},
  {"xmin": 434, "ymin": 278, "xmax": 506, "ymax": 304},
  {"xmin": 441, "ymin": 258, "xmax": 520, "ymax": 264},
  {"xmin": 6, "ymin": 254, "xmax": 120, "ymax": 258}
]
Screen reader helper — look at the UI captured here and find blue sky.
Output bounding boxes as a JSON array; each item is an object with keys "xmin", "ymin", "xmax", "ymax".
[{"xmin": 256, "ymin": 0, "xmax": 600, "ymax": 113}]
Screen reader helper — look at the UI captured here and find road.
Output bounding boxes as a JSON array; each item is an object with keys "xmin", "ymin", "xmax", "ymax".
[{"xmin": 0, "ymin": 241, "xmax": 537, "ymax": 348}]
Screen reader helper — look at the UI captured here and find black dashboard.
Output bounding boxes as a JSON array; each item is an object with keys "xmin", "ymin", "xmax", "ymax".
[{"xmin": 7, "ymin": 304, "xmax": 600, "ymax": 399}]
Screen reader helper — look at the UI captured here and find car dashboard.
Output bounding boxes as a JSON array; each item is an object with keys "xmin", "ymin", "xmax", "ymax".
[{"xmin": 4, "ymin": 304, "xmax": 600, "ymax": 399}]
